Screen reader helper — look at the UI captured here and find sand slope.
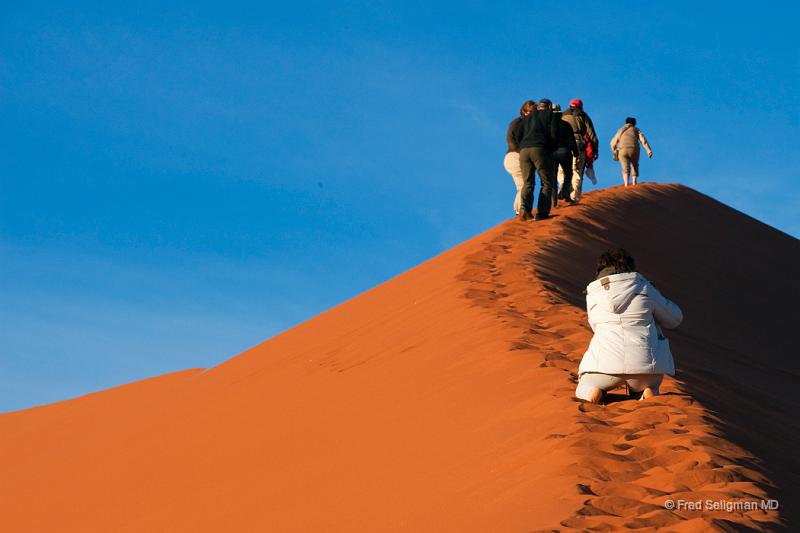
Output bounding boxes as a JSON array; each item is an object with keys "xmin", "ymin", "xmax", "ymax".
[{"xmin": 1, "ymin": 183, "xmax": 797, "ymax": 532}]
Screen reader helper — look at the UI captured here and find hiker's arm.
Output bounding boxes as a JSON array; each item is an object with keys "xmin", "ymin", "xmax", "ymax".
[
  {"xmin": 506, "ymin": 120, "xmax": 518, "ymax": 148},
  {"xmin": 610, "ymin": 128, "xmax": 620, "ymax": 152},
  {"xmin": 513, "ymin": 119, "xmax": 524, "ymax": 146},
  {"xmin": 586, "ymin": 296, "xmax": 598, "ymax": 332},
  {"xmin": 639, "ymin": 130, "xmax": 653, "ymax": 157},
  {"xmin": 649, "ymin": 283, "xmax": 683, "ymax": 329}
]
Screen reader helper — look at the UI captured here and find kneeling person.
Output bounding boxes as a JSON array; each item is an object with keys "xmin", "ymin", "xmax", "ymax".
[{"xmin": 575, "ymin": 248, "xmax": 683, "ymax": 403}]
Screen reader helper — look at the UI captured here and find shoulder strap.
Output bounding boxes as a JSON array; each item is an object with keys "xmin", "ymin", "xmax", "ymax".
[
  {"xmin": 573, "ymin": 110, "xmax": 583, "ymax": 134},
  {"xmin": 613, "ymin": 124, "xmax": 631, "ymax": 149},
  {"xmin": 569, "ymin": 109, "xmax": 585, "ymax": 136}
]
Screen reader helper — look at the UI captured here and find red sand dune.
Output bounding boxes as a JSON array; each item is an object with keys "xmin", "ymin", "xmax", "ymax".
[{"xmin": 1, "ymin": 183, "xmax": 798, "ymax": 532}]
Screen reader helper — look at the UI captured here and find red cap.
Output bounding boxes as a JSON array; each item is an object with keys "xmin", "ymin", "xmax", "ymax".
[{"xmin": 570, "ymin": 98, "xmax": 583, "ymax": 108}]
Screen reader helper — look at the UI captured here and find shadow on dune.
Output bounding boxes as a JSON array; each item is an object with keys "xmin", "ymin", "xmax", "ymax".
[
  {"xmin": 595, "ymin": 391, "xmax": 694, "ymax": 405},
  {"xmin": 533, "ymin": 183, "xmax": 800, "ymax": 528}
]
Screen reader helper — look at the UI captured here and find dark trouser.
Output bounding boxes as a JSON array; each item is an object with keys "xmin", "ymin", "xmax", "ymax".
[
  {"xmin": 553, "ymin": 148, "xmax": 573, "ymax": 200},
  {"xmin": 518, "ymin": 147, "xmax": 554, "ymax": 217}
]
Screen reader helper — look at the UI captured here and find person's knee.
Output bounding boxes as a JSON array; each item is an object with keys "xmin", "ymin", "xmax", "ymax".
[
  {"xmin": 627, "ymin": 375, "xmax": 663, "ymax": 394},
  {"xmin": 575, "ymin": 374, "xmax": 593, "ymax": 400},
  {"xmin": 649, "ymin": 375, "xmax": 663, "ymax": 393},
  {"xmin": 575, "ymin": 381, "xmax": 593, "ymax": 401},
  {"xmin": 576, "ymin": 373, "xmax": 619, "ymax": 399}
]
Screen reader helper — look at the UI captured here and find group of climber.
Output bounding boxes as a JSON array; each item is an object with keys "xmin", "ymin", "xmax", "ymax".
[{"xmin": 503, "ymin": 98, "xmax": 653, "ymax": 220}]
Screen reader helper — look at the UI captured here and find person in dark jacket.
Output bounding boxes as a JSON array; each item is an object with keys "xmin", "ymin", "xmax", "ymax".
[
  {"xmin": 551, "ymin": 104, "xmax": 579, "ymax": 206},
  {"xmin": 513, "ymin": 98, "xmax": 559, "ymax": 221},
  {"xmin": 503, "ymin": 100, "xmax": 536, "ymax": 214},
  {"xmin": 561, "ymin": 99, "xmax": 599, "ymax": 202}
]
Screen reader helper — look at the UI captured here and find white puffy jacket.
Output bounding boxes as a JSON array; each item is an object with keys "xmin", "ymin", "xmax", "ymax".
[{"xmin": 578, "ymin": 272, "xmax": 683, "ymax": 376}]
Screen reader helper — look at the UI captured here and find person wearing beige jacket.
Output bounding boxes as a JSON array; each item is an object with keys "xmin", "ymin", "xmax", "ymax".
[{"xmin": 610, "ymin": 117, "xmax": 653, "ymax": 186}]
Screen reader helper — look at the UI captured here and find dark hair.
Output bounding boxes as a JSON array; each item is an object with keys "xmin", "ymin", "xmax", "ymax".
[
  {"xmin": 625, "ymin": 116, "xmax": 637, "ymax": 126},
  {"xmin": 519, "ymin": 100, "xmax": 535, "ymax": 116},
  {"xmin": 596, "ymin": 248, "xmax": 636, "ymax": 275}
]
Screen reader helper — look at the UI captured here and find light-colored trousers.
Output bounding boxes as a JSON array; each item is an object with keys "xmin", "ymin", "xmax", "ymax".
[
  {"xmin": 503, "ymin": 152, "xmax": 524, "ymax": 213},
  {"xmin": 618, "ymin": 146, "xmax": 640, "ymax": 178},
  {"xmin": 575, "ymin": 372, "xmax": 664, "ymax": 400},
  {"xmin": 557, "ymin": 152, "xmax": 586, "ymax": 201}
]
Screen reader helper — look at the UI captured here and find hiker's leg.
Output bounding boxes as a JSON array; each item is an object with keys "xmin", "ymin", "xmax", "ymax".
[
  {"xmin": 556, "ymin": 158, "xmax": 566, "ymax": 199},
  {"xmin": 504, "ymin": 152, "xmax": 524, "ymax": 213},
  {"xmin": 631, "ymin": 150, "xmax": 640, "ymax": 185},
  {"xmin": 558, "ymin": 151, "xmax": 571, "ymax": 201},
  {"xmin": 532, "ymin": 148, "xmax": 554, "ymax": 217},
  {"xmin": 626, "ymin": 374, "xmax": 664, "ymax": 399},
  {"xmin": 551, "ymin": 149, "xmax": 568, "ymax": 206},
  {"xmin": 619, "ymin": 150, "xmax": 632, "ymax": 186},
  {"xmin": 562, "ymin": 153, "xmax": 573, "ymax": 195},
  {"xmin": 571, "ymin": 152, "xmax": 585, "ymax": 201},
  {"xmin": 576, "ymin": 373, "xmax": 625, "ymax": 401},
  {"xmin": 518, "ymin": 149, "xmax": 534, "ymax": 215}
]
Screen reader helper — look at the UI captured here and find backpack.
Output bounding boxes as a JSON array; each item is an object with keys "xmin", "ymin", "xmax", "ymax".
[{"xmin": 567, "ymin": 109, "xmax": 587, "ymax": 150}]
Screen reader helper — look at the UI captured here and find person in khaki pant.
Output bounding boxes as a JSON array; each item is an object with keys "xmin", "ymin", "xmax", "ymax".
[
  {"xmin": 610, "ymin": 117, "xmax": 653, "ymax": 186},
  {"xmin": 561, "ymin": 99, "xmax": 598, "ymax": 202}
]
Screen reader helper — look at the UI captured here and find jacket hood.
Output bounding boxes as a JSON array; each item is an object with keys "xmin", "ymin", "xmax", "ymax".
[{"xmin": 586, "ymin": 272, "xmax": 646, "ymax": 313}]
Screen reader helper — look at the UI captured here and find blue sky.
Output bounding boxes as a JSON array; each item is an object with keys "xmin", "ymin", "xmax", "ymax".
[{"xmin": 2, "ymin": 1, "xmax": 798, "ymax": 412}]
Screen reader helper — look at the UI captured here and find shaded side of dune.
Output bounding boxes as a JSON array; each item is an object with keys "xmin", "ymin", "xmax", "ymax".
[{"xmin": 531, "ymin": 183, "xmax": 800, "ymax": 528}]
